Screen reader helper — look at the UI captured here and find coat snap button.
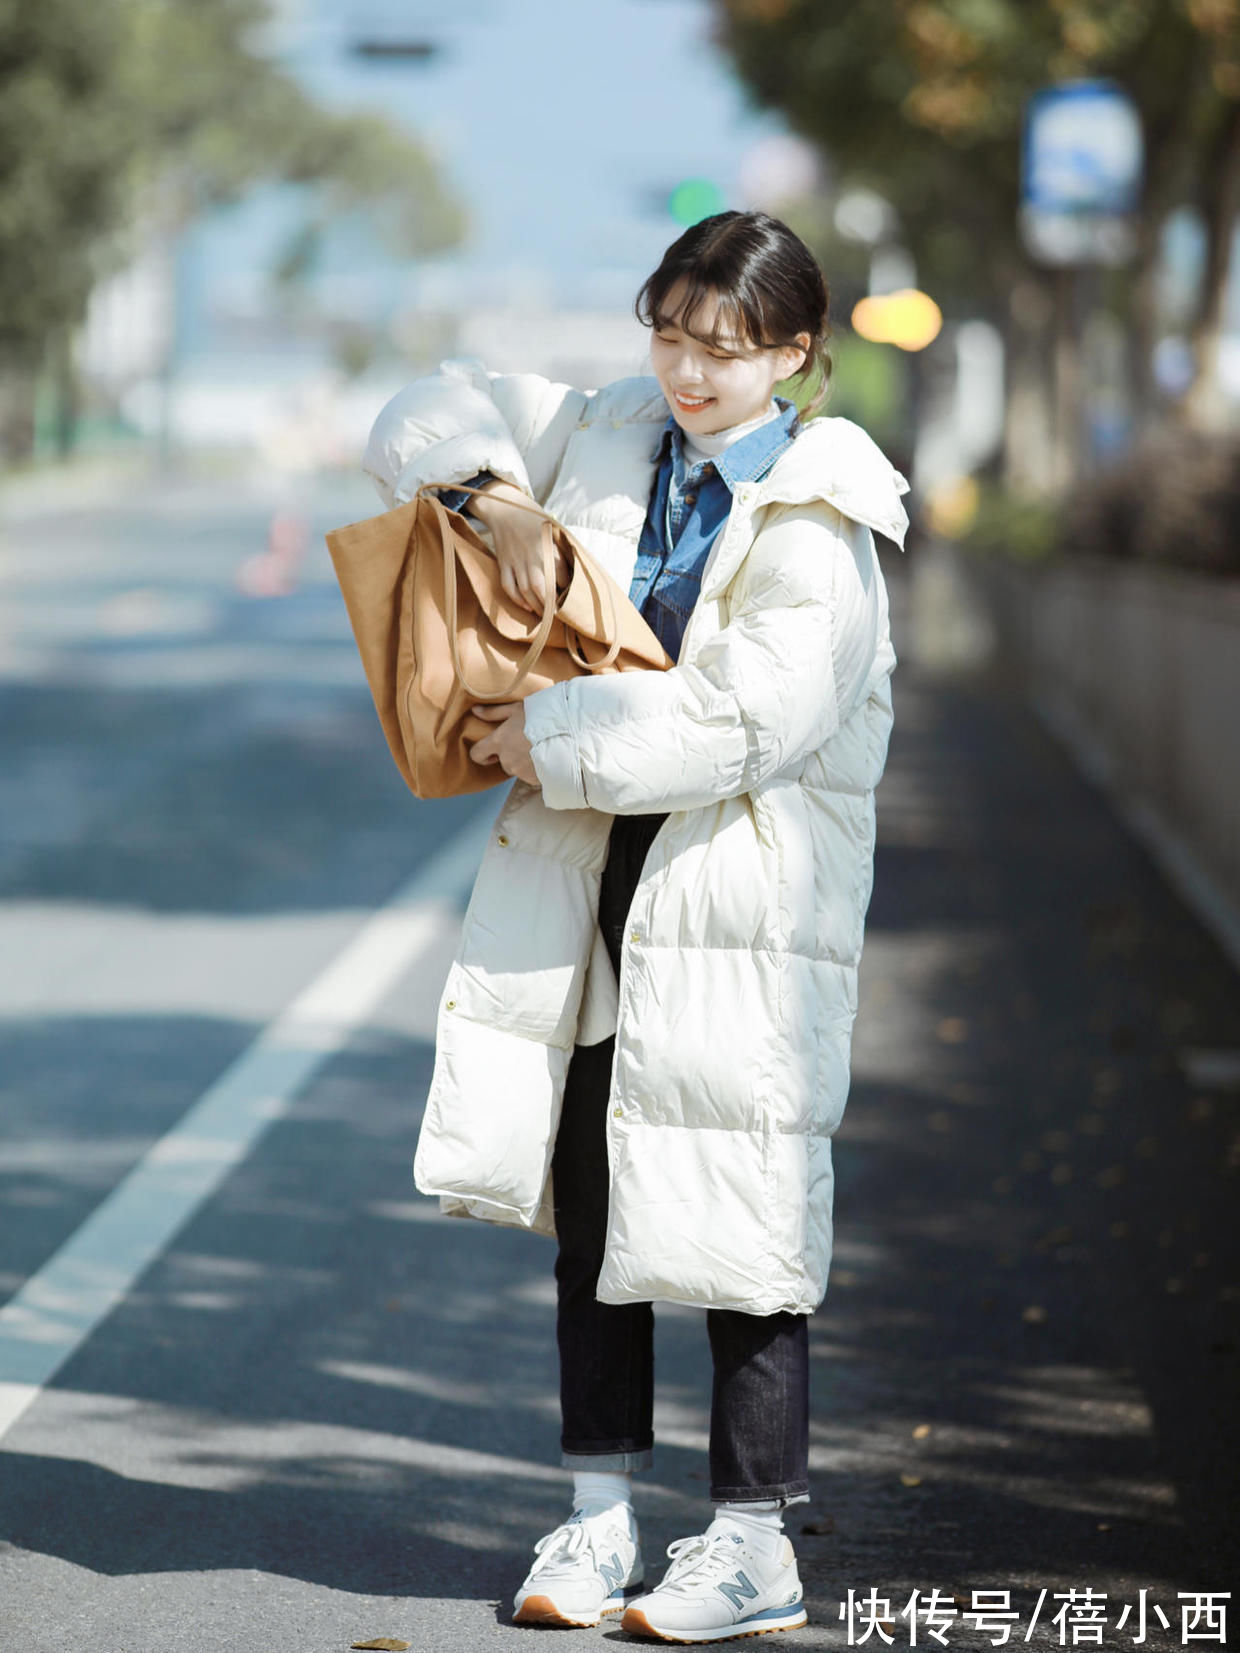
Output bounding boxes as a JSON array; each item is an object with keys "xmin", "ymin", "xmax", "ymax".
[
  {"xmin": 629, "ymin": 930, "xmax": 641, "ymax": 945},
  {"xmin": 445, "ymin": 999, "xmax": 456, "ymax": 1011},
  {"xmin": 612, "ymin": 1107, "xmax": 623, "ymax": 1119},
  {"xmin": 496, "ymin": 833, "xmax": 509, "ymax": 847}
]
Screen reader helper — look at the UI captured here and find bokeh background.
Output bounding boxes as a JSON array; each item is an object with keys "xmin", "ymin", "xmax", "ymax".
[
  {"xmin": 1, "ymin": 5, "xmax": 1238, "ymax": 1651},
  {"xmin": 6, "ymin": 0, "xmax": 1235, "ymax": 996}
]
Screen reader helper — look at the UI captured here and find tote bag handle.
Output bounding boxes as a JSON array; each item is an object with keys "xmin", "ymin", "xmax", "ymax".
[{"xmin": 420, "ymin": 484, "xmax": 623, "ymax": 696}]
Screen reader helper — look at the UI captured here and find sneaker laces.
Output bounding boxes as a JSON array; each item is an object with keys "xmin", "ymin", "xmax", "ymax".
[
  {"xmin": 661, "ymin": 1528, "xmax": 743, "ymax": 1589},
  {"xmin": 527, "ymin": 1510, "xmax": 620, "ymax": 1580}
]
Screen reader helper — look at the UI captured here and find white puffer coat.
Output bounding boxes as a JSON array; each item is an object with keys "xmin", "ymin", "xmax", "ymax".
[{"xmin": 363, "ymin": 358, "xmax": 910, "ymax": 1316}]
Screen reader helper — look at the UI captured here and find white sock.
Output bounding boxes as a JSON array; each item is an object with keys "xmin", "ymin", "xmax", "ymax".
[
  {"xmin": 572, "ymin": 1470, "xmax": 633, "ymax": 1522},
  {"xmin": 715, "ymin": 1502, "xmax": 785, "ymax": 1556}
]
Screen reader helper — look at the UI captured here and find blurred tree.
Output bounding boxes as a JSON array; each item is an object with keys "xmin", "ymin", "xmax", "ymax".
[
  {"xmin": 0, "ymin": 0, "xmax": 136, "ymax": 450},
  {"xmin": 713, "ymin": 0, "xmax": 1240, "ymax": 463},
  {"xmin": 126, "ymin": 1, "xmax": 464, "ymax": 254},
  {"xmin": 0, "ymin": 0, "xmax": 464, "ymax": 458}
]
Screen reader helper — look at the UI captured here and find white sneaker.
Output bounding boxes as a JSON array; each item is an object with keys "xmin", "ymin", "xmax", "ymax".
[
  {"xmin": 513, "ymin": 1504, "xmax": 644, "ymax": 1628},
  {"xmin": 620, "ymin": 1516, "xmax": 807, "ymax": 1643}
]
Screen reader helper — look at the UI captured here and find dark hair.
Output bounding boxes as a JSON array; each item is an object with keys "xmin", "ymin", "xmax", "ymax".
[{"xmin": 635, "ymin": 210, "xmax": 832, "ymax": 415}]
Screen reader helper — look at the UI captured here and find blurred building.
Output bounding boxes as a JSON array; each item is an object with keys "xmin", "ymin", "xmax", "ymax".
[{"xmin": 84, "ymin": 0, "xmax": 797, "ymax": 459}]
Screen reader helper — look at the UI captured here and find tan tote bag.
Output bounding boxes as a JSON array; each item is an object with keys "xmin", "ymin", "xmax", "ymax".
[{"xmin": 325, "ymin": 484, "xmax": 673, "ymax": 799}]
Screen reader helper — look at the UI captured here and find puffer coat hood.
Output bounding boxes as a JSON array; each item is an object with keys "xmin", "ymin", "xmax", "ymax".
[{"xmin": 364, "ymin": 359, "xmax": 909, "ymax": 1315}]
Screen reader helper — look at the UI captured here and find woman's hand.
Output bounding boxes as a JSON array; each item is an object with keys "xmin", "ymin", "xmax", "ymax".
[
  {"xmin": 469, "ymin": 702, "xmax": 540, "ymax": 785},
  {"xmin": 466, "ymin": 481, "xmax": 569, "ymax": 613}
]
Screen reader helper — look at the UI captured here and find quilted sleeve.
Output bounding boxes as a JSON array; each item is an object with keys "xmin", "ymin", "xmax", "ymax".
[
  {"xmin": 522, "ymin": 504, "xmax": 889, "ymax": 813},
  {"xmin": 363, "ymin": 357, "xmax": 593, "ymax": 508}
]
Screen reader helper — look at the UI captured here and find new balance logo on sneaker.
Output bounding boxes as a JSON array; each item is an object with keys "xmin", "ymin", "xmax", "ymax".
[
  {"xmin": 598, "ymin": 1552, "xmax": 627, "ymax": 1596},
  {"xmin": 716, "ymin": 1567, "xmax": 759, "ymax": 1611}
]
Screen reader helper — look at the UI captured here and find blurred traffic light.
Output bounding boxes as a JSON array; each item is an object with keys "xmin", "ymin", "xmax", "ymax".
[{"xmin": 668, "ymin": 178, "xmax": 725, "ymax": 225}]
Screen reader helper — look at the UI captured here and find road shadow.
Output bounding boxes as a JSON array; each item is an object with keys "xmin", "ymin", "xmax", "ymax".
[{"xmin": 0, "ymin": 561, "xmax": 1237, "ymax": 1625}]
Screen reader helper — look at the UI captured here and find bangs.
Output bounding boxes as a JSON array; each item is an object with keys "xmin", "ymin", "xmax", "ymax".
[
  {"xmin": 639, "ymin": 268, "xmax": 774, "ymax": 352},
  {"xmin": 634, "ymin": 210, "xmax": 832, "ymax": 408}
]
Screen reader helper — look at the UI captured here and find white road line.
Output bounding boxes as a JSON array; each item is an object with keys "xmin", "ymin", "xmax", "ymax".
[{"xmin": 0, "ymin": 809, "xmax": 493, "ymax": 1444}]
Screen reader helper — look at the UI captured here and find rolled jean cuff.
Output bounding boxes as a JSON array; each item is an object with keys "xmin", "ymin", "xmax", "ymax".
[
  {"xmin": 562, "ymin": 1447, "xmax": 653, "ymax": 1473},
  {"xmin": 711, "ymin": 1484, "xmax": 810, "ymax": 1508}
]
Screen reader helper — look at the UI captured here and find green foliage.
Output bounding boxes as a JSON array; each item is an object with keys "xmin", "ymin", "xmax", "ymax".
[
  {"xmin": 956, "ymin": 480, "xmax": 1062, "ymax": 562},
  {"xmin": 818, "ymin": 334, "xmax": 907, "ymax": 447},
  {"xmin": 0, "ymin": 0, "xmax": 142, "ymax": 363},
  {"xmin": 0, "ymin": 0, "xmax": 464, "ymax": 370},
  {"xmin": 713, "ymin": 0, "xmax": 1240, "ymax": 316},
  {"xmin": 1068, "ymin": 428, "xmax": 1240, "ymax": 574},
  {"xmin": 294, "ymin": 111, "xmax": 465, "ymax": 261},
  {"xmin": 951, "ymin": 436, "xmax": 1240, "ymax": 576}
]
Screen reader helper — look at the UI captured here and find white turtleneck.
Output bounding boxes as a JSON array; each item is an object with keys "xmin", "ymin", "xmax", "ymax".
[{"xmin": 680, "ymin": 401, "xmax": 781, "ymax": 469}]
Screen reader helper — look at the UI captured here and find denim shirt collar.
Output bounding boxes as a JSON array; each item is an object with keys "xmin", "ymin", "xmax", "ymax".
[{"xmin": 660, "ymin": 396, "xmax": 800, "ymax": 494}]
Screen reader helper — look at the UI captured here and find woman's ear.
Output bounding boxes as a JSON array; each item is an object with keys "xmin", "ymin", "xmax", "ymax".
[{"xmin": 780, "ymin": 332, "xmax": 813, "ymax": 379}]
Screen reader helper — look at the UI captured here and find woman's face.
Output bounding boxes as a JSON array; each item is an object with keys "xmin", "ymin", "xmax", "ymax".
[{"xmin": 649, "ymin": 280, "xmax": 810, "ymax": 436}]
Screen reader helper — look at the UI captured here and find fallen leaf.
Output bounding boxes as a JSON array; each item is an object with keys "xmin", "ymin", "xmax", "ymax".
[
  {"xmin": 352, "ymin": 1640, "xmax": 410, "ymax": 1651},
  {"xmin": 936, "ymin": 1018, "xmax": 968, "ymax": 1044},
  {"xmin": 1097, "ymin": 1165, "xmax": 1126, "ymax": 1189},
  {"xmin": 927, "ymin": 1109, "xmax": 952, "ymax": 1133},
  {"xmin": 1022, "ymin": 1304, "xmax": 1047, "ymax": 1324},
  {"xmin": 899, "ymin": 1473, "xmax": 923, "ymax": 1487},
  {"xmin": 801, "ymin": 1517, "xmax": 836, "ymax": 1535},
  {"xmin": 912, "ymin": 1424, "xmax": 932, "ymax": 1440}
]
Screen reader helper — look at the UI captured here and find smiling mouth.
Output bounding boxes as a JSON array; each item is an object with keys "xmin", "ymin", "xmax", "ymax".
[{"xmin": 672, "ymin": 391, "xmax": 714, "ymax": 410}]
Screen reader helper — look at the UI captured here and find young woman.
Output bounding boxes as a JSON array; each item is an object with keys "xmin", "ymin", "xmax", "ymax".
[{"xmin": 362, "ymin": 211, "xmax": 909, "ymax": 1644}]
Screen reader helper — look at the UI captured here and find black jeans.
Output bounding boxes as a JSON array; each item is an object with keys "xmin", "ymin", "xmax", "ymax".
[{"xmin": 550, "ymin": 812, "xmax": 810, "ymax": 1506}]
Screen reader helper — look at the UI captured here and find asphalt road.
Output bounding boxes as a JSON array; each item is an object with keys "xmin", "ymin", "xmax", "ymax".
[{"xmin": 0, "ymin": 468, "xmax": 1236, "ymax": 1653}]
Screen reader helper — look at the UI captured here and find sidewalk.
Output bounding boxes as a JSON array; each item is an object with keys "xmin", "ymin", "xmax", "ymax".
[{"xmin": 786, "ymin": 551, "xmax": 1240, "ymax": 1642}]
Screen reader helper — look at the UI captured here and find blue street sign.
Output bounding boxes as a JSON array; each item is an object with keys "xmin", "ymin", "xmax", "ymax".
[{"xmin": 1022, "ymin": 80, "xmax": 1143, "ymax": 216}]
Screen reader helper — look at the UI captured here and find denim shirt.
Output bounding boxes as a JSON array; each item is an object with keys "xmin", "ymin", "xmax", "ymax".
[
  {"xmin": 629, "ymin": 397, "xmax": 800, "ymax": 663},
  {"xmin": 442, "ymin": 395, "xmax": 799, "ymax": 666}
]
